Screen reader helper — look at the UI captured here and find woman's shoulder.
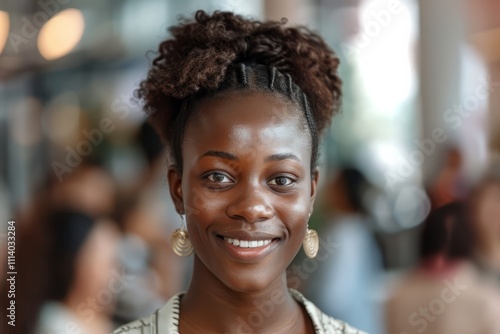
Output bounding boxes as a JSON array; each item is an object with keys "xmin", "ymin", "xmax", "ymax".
[
  {"xmin": 111, "ymin": 317, "xmax": 155, "ymax": 334},
  {"xmin": 289, "ymin": 289, "xmax": 368, "ymax": 334}
]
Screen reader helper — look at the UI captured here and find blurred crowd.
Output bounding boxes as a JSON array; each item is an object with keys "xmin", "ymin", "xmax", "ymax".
[
  {"xmin": 1, "ymin": 122, "xmax": 192, "ymax": 334},
  {"xmin": 306, "ymin": 154, "xmax": 500, "ymax": 334}
]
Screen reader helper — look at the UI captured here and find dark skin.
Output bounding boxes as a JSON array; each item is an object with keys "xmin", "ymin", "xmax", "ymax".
[{"xmin": 168, "ymin": 91, "xmax": 318, "ymax": 333}]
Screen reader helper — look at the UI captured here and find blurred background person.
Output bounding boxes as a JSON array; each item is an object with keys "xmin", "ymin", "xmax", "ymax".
[
  {"xmin": 385, "ymin": 201, "xmax": 500, "ymax": 334},
  {"xmin": 469, "ymin": 156, "xmax": 500, "ymax": 286},
  {"xmin": 307, "ymin": 167, "xmax": 384, "ymax": 334},
  {"xmin": 112, "ymin": 121, "xmax": 190, "ymax": 325},
  {"xmin": 5, "ymin": 162, "xmax": 118, "ymax": 333},
  {"xmin": 35, "ymin": 209, "xmax": 120, "ymax": 334},
  {"xmin": 427, "ymin": 147, "xmax": 468, "ymax": 210}
]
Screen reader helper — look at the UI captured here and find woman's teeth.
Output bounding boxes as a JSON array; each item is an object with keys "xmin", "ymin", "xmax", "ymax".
[{"xmin": 223, "ymin": 237, "xmax": 272, "ymax": 248}]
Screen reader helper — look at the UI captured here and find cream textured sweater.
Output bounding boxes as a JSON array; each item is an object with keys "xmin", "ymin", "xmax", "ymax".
[{"xmin": 112, "ymin": 289, "xmax": 366, "ymax": 334}]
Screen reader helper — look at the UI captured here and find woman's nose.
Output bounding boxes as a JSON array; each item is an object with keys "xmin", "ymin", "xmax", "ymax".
[{"xmin": 226, "ymin": 182, "xmax": 274, "ymax": 223}]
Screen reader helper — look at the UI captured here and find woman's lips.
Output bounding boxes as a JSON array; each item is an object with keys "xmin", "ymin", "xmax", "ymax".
[
  {"xmin": 223, "ymin": 237, "xmax": 273, "ymax": 248},
  {"xmin": 215, "ymin": 235, "xmax": 281, "ymax": 262}
]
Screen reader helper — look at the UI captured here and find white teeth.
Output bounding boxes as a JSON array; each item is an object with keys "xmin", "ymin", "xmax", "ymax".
[{"xmin": 223, "ymin": 237, "xmax": 273, "ymax": 248}]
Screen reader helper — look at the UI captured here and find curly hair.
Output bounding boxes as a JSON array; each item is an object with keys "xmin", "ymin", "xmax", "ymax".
[{"xmin": 137, "ymin": 10, "xmax": 342, "ymax": 170}]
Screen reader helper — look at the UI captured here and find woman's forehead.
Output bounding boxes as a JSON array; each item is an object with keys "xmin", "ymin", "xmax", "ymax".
[
  {"xmin": 183, "ymin": 93, "xmax": 311, "ymax": 159},
  {"xmin": 192, "ymin": 91, "xmax": 303, "ymax": 125}
]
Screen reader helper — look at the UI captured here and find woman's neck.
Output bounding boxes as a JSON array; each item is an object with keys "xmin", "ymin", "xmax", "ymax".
[{"xmin": 180, "ymin": 256, "xmax": 307, "ymax": 333}]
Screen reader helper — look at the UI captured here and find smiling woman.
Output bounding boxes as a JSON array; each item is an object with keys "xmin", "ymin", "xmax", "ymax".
[{"xmin": 112, "ymin": 10, "xmax": 365, "ymax": 334}]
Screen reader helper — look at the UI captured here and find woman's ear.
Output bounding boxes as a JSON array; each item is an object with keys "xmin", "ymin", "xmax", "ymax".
[
  {"xmin": 309, "ymin": 168, "xmax": 320, "ymax": 214},
  {"xmin": 167, "ymin": 165, "xmax": 184, "ymax": 214}
]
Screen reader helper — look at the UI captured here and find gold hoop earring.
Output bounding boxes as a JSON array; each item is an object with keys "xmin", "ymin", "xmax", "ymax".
[
  {"xmin": 303, "ymin": 213, "xmax": 319, "ymax": 258},
  {"xmin": 170, "ymin": 214, "xmax": 193, "ymax": 257}
]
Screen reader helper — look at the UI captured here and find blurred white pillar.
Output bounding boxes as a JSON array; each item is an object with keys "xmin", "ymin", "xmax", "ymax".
[{"xmin": 418, "ymin": 0, "xmax": 465, "ymax": 183}]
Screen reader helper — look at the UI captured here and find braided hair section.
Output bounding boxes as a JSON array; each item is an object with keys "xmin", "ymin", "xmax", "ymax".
[{"xmin": 137, "ymin": 10, "xmax": 341, "ymax": 170}]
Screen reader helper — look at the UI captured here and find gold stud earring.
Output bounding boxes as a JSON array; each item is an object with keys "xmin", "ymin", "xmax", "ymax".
[
  {"xmin": 170, "ymin": 214, "xmax": 193, "ymax": 257},
  {"xmin": 303, "ymin": 213, "xmax": 319, "ymax": 259}
]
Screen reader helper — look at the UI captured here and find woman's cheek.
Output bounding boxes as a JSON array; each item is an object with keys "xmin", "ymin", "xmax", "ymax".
[
  {"xmin": 281, "ymin": 198, "xmax": 309, "ymax": 233},
  {"xmin": 183, "ymin": 180, "xmax": 221, "ymax": 217},
  {"xmin": 288, "ymin": 194, "xmax": 310, "ymax": 217}
]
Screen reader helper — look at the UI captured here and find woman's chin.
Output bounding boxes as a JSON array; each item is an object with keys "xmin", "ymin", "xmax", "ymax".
[{"xmin": 219, "ymin": 273, "xmax": 279, "ymax": 294}]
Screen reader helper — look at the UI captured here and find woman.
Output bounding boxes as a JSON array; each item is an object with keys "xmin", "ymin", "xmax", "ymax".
[
  {"xmin": 36, "ymin": 209, "xmax": 120, "ymax": 334},
  {"xmin": 113, "ymin": 10, "xmax": 363, "ymax": 334},
  {"xmin": 309, "ymin": 167, "xmax": 383, "ymax": 334},
  {"xmin": 385, "ymin": 202, "xmax": 500, "ymax": 334},
  {"xmin": 469, "ymin": 156, "xmax": 500, "ymax": 285}
]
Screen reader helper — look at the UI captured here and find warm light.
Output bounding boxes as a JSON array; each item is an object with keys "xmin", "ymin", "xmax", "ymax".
[
  {"xmin": 0, "ymin": 11, "xmax": 9, "ymax": 55},
  {"xmin": 37, "ymin": 8, "xmax": 84, "ymax": 60}
]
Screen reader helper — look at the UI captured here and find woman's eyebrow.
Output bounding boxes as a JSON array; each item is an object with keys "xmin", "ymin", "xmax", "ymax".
[
  {"xmin": 199, "ymin": 150, "xmax": 238, "ymax": 161},
  {"xmin": 264, "ymin": 153, "xmax": 301, "ymax": 162}
]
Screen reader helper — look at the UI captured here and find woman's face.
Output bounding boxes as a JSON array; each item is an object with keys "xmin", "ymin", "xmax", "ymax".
[{"xmin": 169, "ymin": 91, "xmax": 318, "ymax": 293}]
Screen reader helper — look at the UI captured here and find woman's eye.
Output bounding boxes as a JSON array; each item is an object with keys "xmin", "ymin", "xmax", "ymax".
[
  {"xmin": 269, "ymin": 176, "xmax": 294, "ymax": 187},
  {"xmin": 206, "ymin": 172, "xmax": 232, "ymax": 184}
]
